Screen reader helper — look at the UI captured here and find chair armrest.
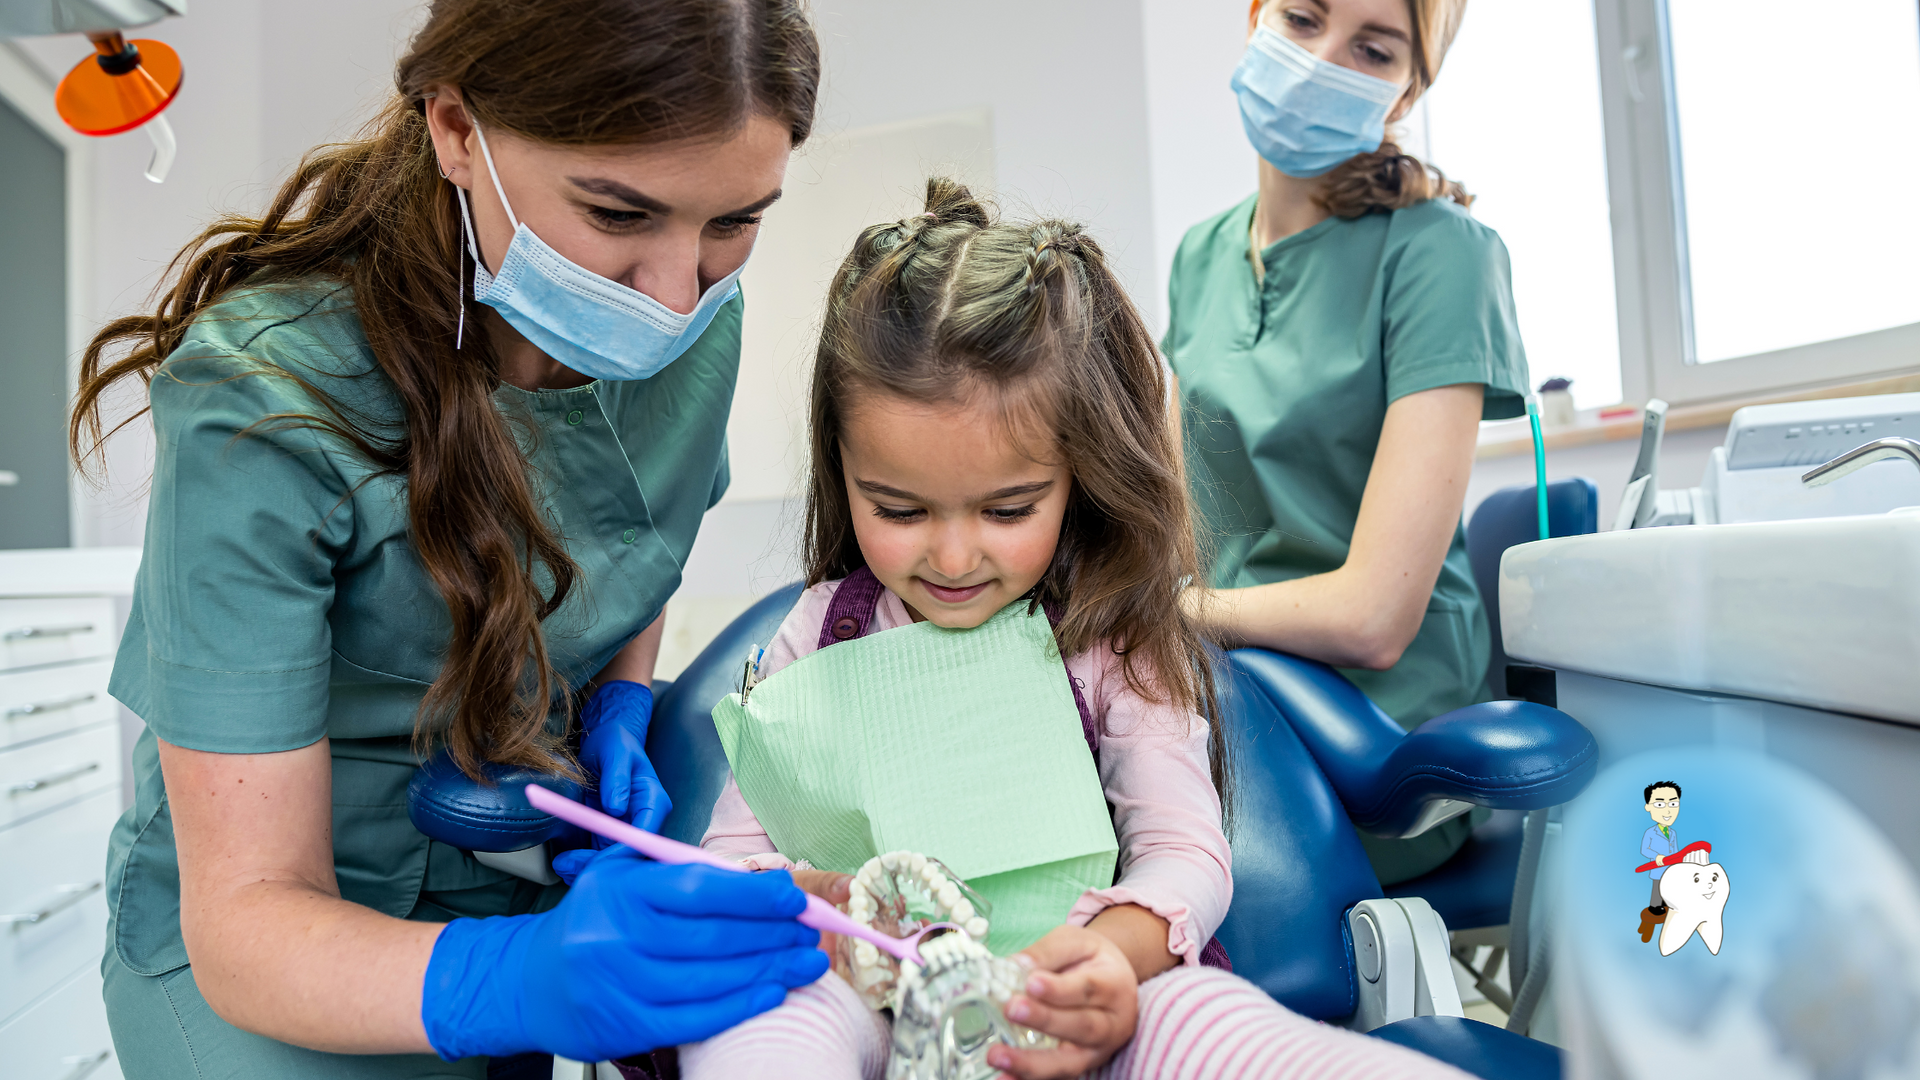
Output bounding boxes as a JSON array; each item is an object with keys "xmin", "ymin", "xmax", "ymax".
[
  {"xmin": 406, "ymin": 750, "xmax": 582, "ymax": 853},
  {"xmin": 1230, "ymin": 649, "xmax": 1598, "ymax": 837},
  {"xmin": 1363, "ymin": 701, "xmax": 1598, "ymax": 835}
]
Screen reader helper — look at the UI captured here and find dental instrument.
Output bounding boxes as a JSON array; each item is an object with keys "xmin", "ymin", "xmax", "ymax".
[
  {"xmin": 523, "ymin": 783, "xmax": 946, "ymax": 967},
  {"xmin": 1613, "ymin": 392, "xmax": 1920, "ymax": 528}
]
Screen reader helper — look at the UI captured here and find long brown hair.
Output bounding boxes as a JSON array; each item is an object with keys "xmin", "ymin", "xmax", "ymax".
[
  {"xmin": 68, "ymin": 0, "xmax": 821, "ymax": 780},
  {"xmin": 804, "ymin": 179, "xmax": 1229, "ymax": 803},
  {"xmin": 1304, "ymin": 0, "xmax": 1475, "ymax": 218}
]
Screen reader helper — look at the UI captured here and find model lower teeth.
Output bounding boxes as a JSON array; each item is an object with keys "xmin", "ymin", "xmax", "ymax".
[{"xmin": 831, "ymin": 850, "xmax": 1055, "ymax": 1080}]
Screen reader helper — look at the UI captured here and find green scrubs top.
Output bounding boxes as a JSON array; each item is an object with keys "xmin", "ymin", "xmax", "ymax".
[
  {"xmin": 104, "ymin": 278, "xmax": 738, "ymax": 983},
  {"xmin": 1166, "ymin": 193, "xmax": 1528, "ymax": 728},
  {"xmin": 1165, "ymin": 196, "xmax": 1528, "ymax": 886}
]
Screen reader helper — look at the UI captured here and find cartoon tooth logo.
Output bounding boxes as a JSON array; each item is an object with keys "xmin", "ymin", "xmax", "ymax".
[{"xmin": 1657, "ymin": 855, "xmax": 1729, "ymax": 956}]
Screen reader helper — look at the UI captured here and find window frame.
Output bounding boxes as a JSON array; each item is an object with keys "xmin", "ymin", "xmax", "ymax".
[{"xmin": 1592, "ymin": 0, "xmax": 1920, "ymax": 407}]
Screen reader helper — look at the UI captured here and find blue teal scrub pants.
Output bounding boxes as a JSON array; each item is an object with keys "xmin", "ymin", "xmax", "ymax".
[{"xmin": 102, "ymin": 947, "xmax": 503, "ymax": 1080}]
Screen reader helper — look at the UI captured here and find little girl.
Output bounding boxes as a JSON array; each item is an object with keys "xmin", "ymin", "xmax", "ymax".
[{"xmin": 680, "ymin": 180, "xmax": 1470, "ymax": 1080}]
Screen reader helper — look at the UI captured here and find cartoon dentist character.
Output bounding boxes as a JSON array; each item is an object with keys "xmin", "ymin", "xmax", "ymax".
[{"xmin": 1638, "ymin": 781, "xmax": 1684, "ymax": 938}]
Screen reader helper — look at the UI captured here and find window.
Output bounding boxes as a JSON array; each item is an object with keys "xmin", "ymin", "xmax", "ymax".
[
  {"xmin": 1416, "ymin": 0, "xmax": 1621, "ymax": 409},
  {"xmin": 1667, "ymin": 0, "xmax": 1920, "ymax": 364},
  {"xmin": 1596, "ymin": 0, "xmax": 1920, "ymax": 404}
]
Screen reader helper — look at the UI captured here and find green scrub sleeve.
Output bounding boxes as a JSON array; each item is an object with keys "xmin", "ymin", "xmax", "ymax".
[
  {"xmin": 1382, "ymin": 212, "xmax": 1530, "ymax": 421},
  {"xmin": 118, "ymin": 354, "xmax": 354, "ymax": 754}
]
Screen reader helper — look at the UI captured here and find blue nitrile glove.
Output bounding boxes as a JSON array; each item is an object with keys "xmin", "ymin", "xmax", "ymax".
[
  {"xmin": 551, "ymin": 846, "xmax": 595, "ymax": 887},
  {"xmin": 578, "ymin": 680, "xmax": 672, "ymax": 834},
  {"xmin": 422, "ymin": 846, "xmax": 828, "ymax": 1063}
]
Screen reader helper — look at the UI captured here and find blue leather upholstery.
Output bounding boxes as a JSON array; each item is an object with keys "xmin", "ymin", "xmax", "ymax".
[
  {"xmin": 1384, "ymin": 810, "xmax": 1525, "ymax": 931},
  {"xmin": 1367, "ymin": 1016, "xmax": 1563, "ymax": 1080},
  {"xmin": 1467, "ymin": 478, "xmax": 1598, "ymax": 697},
  {"xmin": 647, "ymin": 583, "xmax": 805, "ymax": 846},
  {"xmin": 1231, "ymin": 650, "xmax": 1598, "ymax": 838},
  {"xmin": 1213, "ymin": 654, "xmax": 1382, "ymax": 1021},
  {"xmin": 406, "ymin": 751, "xmax": 583, "ymax": 853}
]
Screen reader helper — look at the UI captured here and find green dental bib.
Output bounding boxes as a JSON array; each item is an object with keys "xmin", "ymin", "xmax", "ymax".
[{"xmin": 712, "ymin": 599, "xmax": 1118, "ymax": 954}]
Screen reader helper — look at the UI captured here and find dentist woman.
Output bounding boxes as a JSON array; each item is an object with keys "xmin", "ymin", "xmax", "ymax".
[
  {"xmin": 69, "ymin": 1, "xmax": 829, "ymax": 1075},
  {"xmin": 1169, "ymin": 0, "xmax": 1531, "ymax": 884}
]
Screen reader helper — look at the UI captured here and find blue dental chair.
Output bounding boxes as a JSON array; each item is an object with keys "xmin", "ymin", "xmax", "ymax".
[
  {"xmin": 1241, "ymin": 478, "xmax": 1601, "ymax": 1034},
  {"xmin": 636, "ymin": 582, "xmax": 1589, "ymax": 1079}
]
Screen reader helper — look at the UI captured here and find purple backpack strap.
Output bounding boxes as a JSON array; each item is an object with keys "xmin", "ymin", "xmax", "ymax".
[
  {"xmin": 816, "ymin": 566, "xmax": 890, "ymax": 650},
  {"xmin": 1038, "ymin": 596, "xmax": 1099, "ymax": 758},
  {"xmin": 1199, "ymin": 936, "xmax": 1232, "ymax": 970},
  {"xmin": 815, "ymin": 570, "xmax": 1098, "ymax": 756}
]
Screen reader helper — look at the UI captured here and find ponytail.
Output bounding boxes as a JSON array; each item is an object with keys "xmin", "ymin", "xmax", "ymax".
[{"xmin": 1316, "ymin": 136, "xmax": 1472, "ymax": 219}]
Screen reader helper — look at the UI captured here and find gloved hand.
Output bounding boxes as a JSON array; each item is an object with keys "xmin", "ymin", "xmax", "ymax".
[
  {"xmin": 422, "ymin": 846, "xmax": 828, "ymax": 1063},
  {"xmin": 551, "ymin": 846, "xmax": 595, "ymax": 887},
  {"xmin": 578, "ymin": 680, "xmax": 672, "ymax": 834}
]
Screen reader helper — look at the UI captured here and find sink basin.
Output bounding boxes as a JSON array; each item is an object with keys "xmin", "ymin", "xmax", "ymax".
[{"xmin": 1499, "ymin": 510, "xmax": 1920, "ymax": 726}]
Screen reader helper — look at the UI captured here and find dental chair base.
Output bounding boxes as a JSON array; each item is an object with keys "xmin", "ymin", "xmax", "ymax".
[{"xmin": 1343, "ymin": 897, "xmax": 1464, "ymax": 1032}]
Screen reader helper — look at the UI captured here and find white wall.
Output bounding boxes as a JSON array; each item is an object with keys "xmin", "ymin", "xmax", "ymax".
[
  {"xmin": 20, "ymin": 0, "xmax": 1270, "ymax": 559},
  {"xmin": 11, "ymin": 0, "xmax": 424, "ymax": 547}
]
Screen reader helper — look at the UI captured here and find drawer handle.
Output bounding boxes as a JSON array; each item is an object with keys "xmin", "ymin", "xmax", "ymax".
[
  {"xmin": 3, "ymin": 623, "xmax": 96, "ymax": 643},
  {"xmin": 59, "ymin": 1050, "xmax": 112, "ymax": 1080},
  {"xmin": 7, "ymin": 760, "xmax": 101, "ymax": 795},
  {"xmin": 4, "ymin": 692, "xmax": 98, "ymax": 720},
  {"xmin": 4, "ymin": 880, "xmax": 102, "ymax": 926}
]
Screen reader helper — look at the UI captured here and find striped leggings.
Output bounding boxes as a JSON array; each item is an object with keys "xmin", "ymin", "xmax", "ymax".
[{"xmin": 678, "ymin": 966, "xmax": 1472, "ymax": 1080}]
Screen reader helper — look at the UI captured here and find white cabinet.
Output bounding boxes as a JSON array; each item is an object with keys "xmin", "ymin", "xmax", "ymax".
[{"xmin": 0, "ymin": 548, "xmax": 138, "ymax": 1078}]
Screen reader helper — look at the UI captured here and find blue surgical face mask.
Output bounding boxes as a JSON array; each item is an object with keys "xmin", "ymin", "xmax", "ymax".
[
  {"xmin": 1231, "ymin": 25, "xmax": 1405, "ymax": 179},
  {"xmin": 455, "ymin": 123, "xmax": 747, "ymax": 382}
]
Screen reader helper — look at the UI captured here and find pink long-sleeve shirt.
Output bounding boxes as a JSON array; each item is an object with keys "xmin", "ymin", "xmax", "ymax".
[{"xmin": 700, "ymin": 578, "xmax": 1232, "ymax": 964}]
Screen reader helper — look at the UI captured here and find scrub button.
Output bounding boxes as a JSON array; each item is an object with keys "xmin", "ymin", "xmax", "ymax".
[
  {"xmin": 567, "ymin": 409, "xmax": 584, "ymax": 426},
  {"xmin": 621, "ymin": 528, "xmax": 637, "ymax": 544},
  {"xmin": 831, "ymin": 616, "xmax": 862, "ymax": 640}
]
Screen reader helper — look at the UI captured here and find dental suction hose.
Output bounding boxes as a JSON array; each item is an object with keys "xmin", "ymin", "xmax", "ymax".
[
  {"xmin": 1801, "ymin": 436, "xmax": 1920, "ymax": 488},
  {"xmin": 1527, "ymin": 395, "xmax": 1549, "ymax": 540}
]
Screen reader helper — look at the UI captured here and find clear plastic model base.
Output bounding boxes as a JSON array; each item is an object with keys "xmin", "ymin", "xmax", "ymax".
[{"xmin": 889, "ymin": 932, "xmax": 1054, "ymax": 1080}]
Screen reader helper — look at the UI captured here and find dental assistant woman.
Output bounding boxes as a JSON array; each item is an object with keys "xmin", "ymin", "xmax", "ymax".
[
  {"xmin": 1167, "ymin": 0, "xmax": 1530, "ymax": 883},
  {"xmin": 69, "ymin": 2, "xmax": 832, "ymax": 1075}
]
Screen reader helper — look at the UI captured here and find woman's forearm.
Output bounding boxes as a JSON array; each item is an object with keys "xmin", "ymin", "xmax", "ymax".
[
  {"xmin": 1189, "ymin": 568, "xmax": 1419, "ymax": 669},
  {"xmin": 1189, "ymin": 383, "xmax": 1485, "ymax": 670},
  {"xmin": 594, "ymin": 610, "xmax": 667, "ymax": 687},
  {"xmin": 161, "ymin": 737, "xmax": 442, "ymax": 1054},
  {"xmin": 183, "ymin": 877, "xmax": 443, "ymax": 1053}
]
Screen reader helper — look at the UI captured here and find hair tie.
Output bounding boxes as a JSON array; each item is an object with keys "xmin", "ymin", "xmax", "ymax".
[{"xmin": 920, "ymin": 212, "xmax": 937, "ymax": 220}]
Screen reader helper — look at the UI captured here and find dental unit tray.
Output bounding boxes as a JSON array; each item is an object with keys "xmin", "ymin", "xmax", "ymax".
[{"xmin": 1615, "ymin": 391, "xmax": 1920, "ymax": 528}]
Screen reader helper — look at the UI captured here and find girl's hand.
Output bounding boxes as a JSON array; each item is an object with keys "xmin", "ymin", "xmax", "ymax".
[
  {"xmin": 987, "ymin": 925, "xmax": 1139, "ymax": 1079},
  {"xmin": 791, "ymin": 868, "xmax": 851, "ymax": 958}
]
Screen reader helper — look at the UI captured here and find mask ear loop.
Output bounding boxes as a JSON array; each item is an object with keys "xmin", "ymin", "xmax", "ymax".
[
  {"xmin": 450, "ymin": 121, "xmax": 521, "ymax": 351},
  {"xmin": 455, "ymin": 186, "xmax": 478, "ymax": 350}
]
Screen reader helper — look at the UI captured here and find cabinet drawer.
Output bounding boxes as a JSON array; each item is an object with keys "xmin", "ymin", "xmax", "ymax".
[
  {"xmin": 0, "ymin": 789, "xmax": 119, "ymax": 1024},
  {"xmin": 0, "ymin": 725, "xmax": 121, "ymax": 830},
  {"xmin": 1, "ymin": 661, "xmax": 115, "ymax": 749},
  {"xmin": 0, "ymin": 787, "xmax": 118, "ymax": 917},
  {"xmin": 0, "ymin": 870, "xmax": 108, "ymax": 1027},
  {"xmin": 0, "ymin": 599, "xmax": 116, "ymax": 673},
  {"xmin": 0, "ymin": 963, "xmax": 122, "ymax": 1079}
]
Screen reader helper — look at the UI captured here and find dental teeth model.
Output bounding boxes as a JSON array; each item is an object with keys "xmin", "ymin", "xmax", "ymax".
[
  {"xmin": 837, "ymin": 850, "xmax": 993, "ymax": 1011},
  {"xmin": 830, "ymin": 850, "xmax": 1053, "ymax": 1080}
]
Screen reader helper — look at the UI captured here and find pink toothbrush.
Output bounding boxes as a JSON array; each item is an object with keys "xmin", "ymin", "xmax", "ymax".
[{"xmin": 524, "ymin": 783, "xmax": 945, "ymax": 966}]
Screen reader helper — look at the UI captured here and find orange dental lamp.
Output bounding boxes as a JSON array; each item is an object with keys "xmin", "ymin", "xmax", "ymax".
[{"xmin": 1, "ymin": 0, "xmax": 186, "ymax": 182}]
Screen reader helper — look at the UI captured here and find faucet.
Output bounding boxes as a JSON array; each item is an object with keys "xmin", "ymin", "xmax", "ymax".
[{"xmin": 1801, "ymin": 436, "xmax": 1920, "ymax": 488}]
